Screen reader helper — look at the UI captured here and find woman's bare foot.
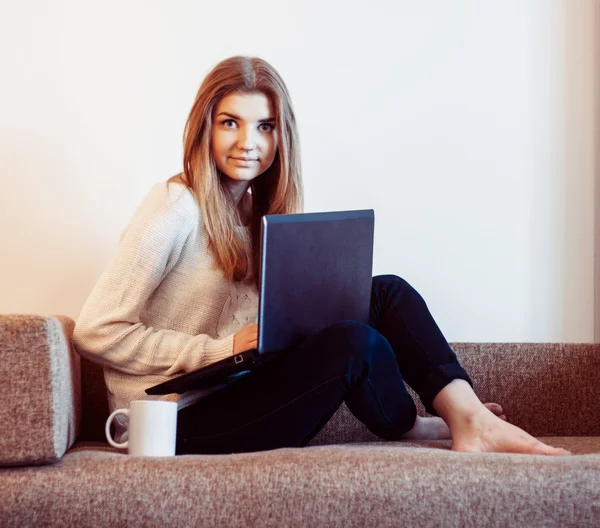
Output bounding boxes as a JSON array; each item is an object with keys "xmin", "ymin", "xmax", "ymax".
[
  {"xmin": 401, "ymin": 402, "xmax": 506, "ymax": 441},
  {"xmin": 450, "ymin": 406, "xmax": 571, "ymax": 456},
  {"xmin": 431, "ymin": 380, "xmax": 570, "ymax": 455}
]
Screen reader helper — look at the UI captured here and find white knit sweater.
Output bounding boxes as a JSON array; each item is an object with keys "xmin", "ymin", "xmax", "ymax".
[{"xmin": 73, "ymin": 181, "xmax": 259, "ymax": 442}]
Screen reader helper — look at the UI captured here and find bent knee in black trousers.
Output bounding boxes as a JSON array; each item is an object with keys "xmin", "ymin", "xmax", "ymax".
[
  {"xmin": 176, "ymin": 275, "xmax": 472, "ymax": 455},
  {"xmin": 176, "ymin": 320, "xmax": 417, "ymax": 454}
]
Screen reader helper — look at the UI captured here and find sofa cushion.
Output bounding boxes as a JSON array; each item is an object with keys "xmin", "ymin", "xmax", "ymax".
[
  {"xmin": 0, "ymin": 315, "xmax": 81, "ymax": 466},
  {"xmin": 1, "ymin": 440, "xmax": 599, "ymax": 527}
]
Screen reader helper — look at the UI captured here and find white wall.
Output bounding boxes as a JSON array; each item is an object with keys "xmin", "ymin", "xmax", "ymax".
[{"xmin": 0, "ymin": 0, "xmax": 598, "ymax": 343}]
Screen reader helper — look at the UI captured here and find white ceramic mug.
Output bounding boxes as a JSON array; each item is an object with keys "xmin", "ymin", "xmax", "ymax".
[{"xmin": 105, "ymin": 400, "xmax": 178, "ymax": 456}]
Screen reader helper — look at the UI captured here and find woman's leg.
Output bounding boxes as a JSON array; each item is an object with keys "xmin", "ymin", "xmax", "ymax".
[
  {"xmin": 368, "ymin": 274, "xmax": 473, "ymax": 416},
  {"xmin": 176, "ymin": 321, "xmax": 418, "ymax": 455},
  {"xmin": 370, "ymin": 274, "xmax": 570, "ymax": 456}
]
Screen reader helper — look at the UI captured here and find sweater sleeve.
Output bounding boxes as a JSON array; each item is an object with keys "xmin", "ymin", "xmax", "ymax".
[{"xmin": 73, "ymin": 183, "xmax": 234, "ymax": 377}]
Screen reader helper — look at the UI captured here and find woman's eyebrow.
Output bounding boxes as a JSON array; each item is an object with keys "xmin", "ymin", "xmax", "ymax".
[{"xmin": 217, "ymin": 112, "xmax": 275, "ymax": 123}]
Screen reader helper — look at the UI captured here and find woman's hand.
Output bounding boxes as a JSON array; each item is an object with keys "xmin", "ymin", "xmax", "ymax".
[{"xmin": 233, "ymin": 322, "xmax": 258, "ymax": 355}]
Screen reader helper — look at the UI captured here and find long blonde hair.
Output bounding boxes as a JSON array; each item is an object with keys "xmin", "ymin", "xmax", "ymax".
[{"xmin": 168, "ymin": 56, "xmax": 303, "ymax": 287}]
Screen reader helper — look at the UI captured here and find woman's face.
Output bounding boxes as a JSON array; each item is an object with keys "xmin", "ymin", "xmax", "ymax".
[{"xmin": 211, "ymin": 91, "xmax": 278, "ymax": 184}]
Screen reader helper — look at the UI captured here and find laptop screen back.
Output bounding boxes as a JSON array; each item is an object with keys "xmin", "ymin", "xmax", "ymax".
[{"xmin": 257, "ymin": 209, "xmax": 374, "ymax": 355}]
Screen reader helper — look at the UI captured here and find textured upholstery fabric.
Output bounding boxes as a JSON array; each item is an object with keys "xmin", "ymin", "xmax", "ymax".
[
  {"xmin": 311, "ymin": 342, "xmax": 600, "ymax": 445},
  {"xmin": 1, "ymin": 441, "xmax": 599, "ymax": 527},
  {"xmin": 79, "ymin": 341, "xmax": 600, "ymax": 445},
  {"xmin": 0, "ymin": 315, "xmax": 81, "ymax": 466},
  {"xmin": 78, "ymin": 356, "xmax": 110, "ymax": 442},
  {"xmin": 2, "ymin": 314, "xmax": 600, "ymax": 527},
  {"xmin": 450, "ymin": 342, "xmax": 600, "ymax": 436}
]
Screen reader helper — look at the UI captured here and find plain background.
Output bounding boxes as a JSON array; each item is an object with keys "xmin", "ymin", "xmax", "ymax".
[{"xmin": 0, "ymin": 0, "xmax": 598, "ymax": 343}]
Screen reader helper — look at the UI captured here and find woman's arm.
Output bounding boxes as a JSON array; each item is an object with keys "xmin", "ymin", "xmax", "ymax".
[{"xmin": 73, "ymin": 184, "xmax": 234, "ymax": 377}]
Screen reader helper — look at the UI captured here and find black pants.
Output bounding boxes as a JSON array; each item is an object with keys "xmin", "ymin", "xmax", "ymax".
[{"xmin": 176, "ymin": 275, "xmax": 473, "ymax": 455}]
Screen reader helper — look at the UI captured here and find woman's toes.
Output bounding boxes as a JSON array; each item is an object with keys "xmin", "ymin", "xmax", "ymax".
[
  {"xmin": 533, "ymin": 442, "xmax": 572, "ymax": 456},
  {"xmin": 495, "ymin": 427, "xmax": 572, "ymax": 456},
  {"xmin": 486, "ymin": 404, "xmax": 508, "ymax": 421},
  {"xmin": 483, "ymin": 402, "xmax": 503, "ymax": 416}
]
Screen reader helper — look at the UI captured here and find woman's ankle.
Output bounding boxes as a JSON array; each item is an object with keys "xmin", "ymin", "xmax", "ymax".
[{"xmin": 431, "ymin": 379, "xmax": 486, "ymax": 430}]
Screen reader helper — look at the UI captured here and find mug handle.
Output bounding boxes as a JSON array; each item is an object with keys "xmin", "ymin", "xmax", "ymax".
[{"xmin": 105, "ymin": 408, "xmax": 129, "ymax": 449}]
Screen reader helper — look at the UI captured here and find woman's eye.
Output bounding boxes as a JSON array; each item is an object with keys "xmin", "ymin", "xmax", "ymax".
[{"xmin": 221, "ymin": 120, "xmax": 273, "ymax": 132}]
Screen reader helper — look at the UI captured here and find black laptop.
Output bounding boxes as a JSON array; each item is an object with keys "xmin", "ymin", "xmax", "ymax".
[{"xmin": 146, "ymin": 209, "xmax": 374, "ymax": 395}]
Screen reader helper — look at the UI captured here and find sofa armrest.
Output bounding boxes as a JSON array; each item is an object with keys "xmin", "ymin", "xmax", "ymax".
[{"xmin": 0, "ymin": 315, "xmax": 81, "ymax": 466}]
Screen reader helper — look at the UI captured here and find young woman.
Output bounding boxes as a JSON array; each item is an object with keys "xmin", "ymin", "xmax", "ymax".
[{"xmin": 73, "ymin": 56, "xmax": 570, "ymax": 456}]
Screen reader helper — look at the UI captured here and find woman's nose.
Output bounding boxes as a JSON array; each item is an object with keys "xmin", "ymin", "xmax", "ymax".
[{"xmin": 237, "ymin": 126, "xmax": 256, "ymax": 151}]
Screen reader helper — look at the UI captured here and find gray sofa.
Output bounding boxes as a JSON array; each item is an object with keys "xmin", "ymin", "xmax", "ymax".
[{"xmin": 1, "ymin": 314, "xmax": 599, "ymax": 527}]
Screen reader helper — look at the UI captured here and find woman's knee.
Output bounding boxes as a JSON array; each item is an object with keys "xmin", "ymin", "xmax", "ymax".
[
  {"xmin": 319, "ymin": 321, "xmax": 400, "ymax": 393},
  {"xmin": 373, "ymin": 274, "xmax": 410, "ymax": 291},
  {"xmin": 321, "ymin": 320, "xmax": 390, "ymax": 362},
  {"xmin": 324, "ymin": 320, "xmax": 376, "ymax": 341},
  {"xmin": 372, "ymin": 274, "xmax": 420, "ymax": 299}
]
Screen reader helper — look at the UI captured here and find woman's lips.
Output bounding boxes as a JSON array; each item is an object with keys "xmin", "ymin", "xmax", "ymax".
[{"xmin": 230, "ymin": 158, "xmax": 258, "ymax": 166}]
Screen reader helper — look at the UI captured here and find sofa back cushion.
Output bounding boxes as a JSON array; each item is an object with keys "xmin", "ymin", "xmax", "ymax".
[
  {"xmin": 79, "ymin": 342, "xmax": 600, "ymax": 445},
  {"xmin": 311, "ymin": 342, "xmax": 600, "ymax": 445},
  {"xmin": 79, "ymin": 356, "xmax": 110, "ymax": 442},
  {"xmin": 453, "ymin": 342, "xmax": 600, "ymax": 437}
]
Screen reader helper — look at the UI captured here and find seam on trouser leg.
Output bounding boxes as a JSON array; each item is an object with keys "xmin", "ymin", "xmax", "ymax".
[
  {"xmin": 365, "ymin": 377, "xmax": 414, "ymax": 429},
  {"xmin": 365, "ymin": 376, "xmax": 417, "ymax": 436}
]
